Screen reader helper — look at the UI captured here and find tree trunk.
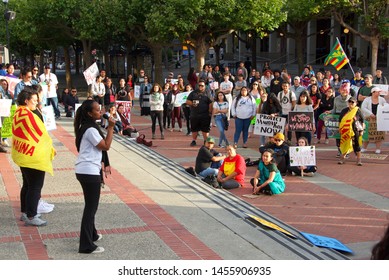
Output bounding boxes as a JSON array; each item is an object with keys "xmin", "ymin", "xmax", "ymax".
[
  {"xmin": 370, "ymin": 37, "xmax": 379, "ymax": 74},
  {"xmin": 194, "ymin": 38, "xmax": 207, "ymax": 72},
  {"xmin": 82, "ymin": 39, "xmax": 92, "ymax": 68},
  {"xmin": 214, "ymin": 44, "xmax": 220, "ymax": 66},
  {"xmin": 51, "ymin": 48, "xmax": 57, "ymax": 75},
  {"xmin": 63, "ymin": 46, "xmax": 72, "ymax": 88},
  {"xmin": 39, "ymin": 50, "xmax": 44, "ymax": 73},
  {"xmin": 74, "ymin": 48, "xmax": 80, "ymax": 75},
  {"xmin": 103, "ymin": 51, "xmax": 110, "ymax": 76},
  {"xmin": 294, "ymin": 28, "xmax": 305, "ymax": 74},
  {"xmin": 152, "ymin": 44, "xmax": 163, "ymax": 85},
  {"xmin": 251, "ymin": 37, "xmax": 257, "ymax": 71}
]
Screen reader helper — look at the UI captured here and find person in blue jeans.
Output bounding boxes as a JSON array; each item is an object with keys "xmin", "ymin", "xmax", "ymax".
[
  {"xmin": 212, "ymin": 92, "xmax": 229, "ymax": 147},
  {"xmin": 195, "ymin": 137, "xmax": 226, "ymax": 177},
  {"xmin": 231, "ymin": 87, "xmax": 256, "ymax": 148}
]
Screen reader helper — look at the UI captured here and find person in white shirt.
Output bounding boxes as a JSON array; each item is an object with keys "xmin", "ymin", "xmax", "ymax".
[
  {"xmin": 277, "ymin": 81, "xmax": 296, "ymax": 141},
  {"xmin": 91, "ymin": 75, "xmax": 105, "ymax": 105},
  {"xmin": 39, "ymin": 65, "xmax": 61, "ymax": 119},
  {"xmin": 219, "ymin": 73, "xmax": 233, "ymax": 120}
]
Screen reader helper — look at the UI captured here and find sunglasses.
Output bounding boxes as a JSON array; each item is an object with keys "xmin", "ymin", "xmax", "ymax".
[
  {"xmin": 198, "ymin": 84, "xmax": 205, "ymax": 87},
  {"xmin": 348, "ymin": 100, "xmax": 356, "ymax": 104},
  {"xmin": 274, "ymin": 139, "xmax": 283, "ymax": 142}
]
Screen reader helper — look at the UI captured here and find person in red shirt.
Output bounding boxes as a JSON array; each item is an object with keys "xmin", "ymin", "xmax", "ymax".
[{"xmin": 217, "ymin": 145, "xmax": 246, "ymax": 189}]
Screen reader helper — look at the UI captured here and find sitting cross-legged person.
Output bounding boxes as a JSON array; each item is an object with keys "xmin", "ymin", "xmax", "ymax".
[
  {"xmin": 217, "ymin": 145, "xmax": 246, "ymax": 189},
  {"xmin": 259, "ymin": 132, "xmax": 290, "ymax": 175}
]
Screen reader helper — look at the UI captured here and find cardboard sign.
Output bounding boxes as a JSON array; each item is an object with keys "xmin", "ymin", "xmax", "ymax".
[
  {"xmin": 0, "ymin": 99, "xmax": 12, "ymax": 117},
  {"xmin": 319, "ymin": 113, "xmax": 340, "ymax": 139},
  {"xmin": 300, "ymin": 232, "xmax": 353, "ymax": 253},
  {"xmin": 134, "ymin": 85, "xmax": 140, "ymax": 99},
  {"xmin": 254, "ymin": 114, "xmax": 286, "ymax": 136},
  {"xmin": 372, "ymin": 84, "xmax": 388, "ymax": 96},
  {"xmin": 376, "ymin": 103, "xmax": 389, "ymax": 131},
  {"xmin": 115, "ymin": 101, "xmax": 132, "ymax": 123},
  {"xmin": 42, "ymin": 105, "xmax": 57, "ymax": 131},
  {"xmin": 0, "ymin": 105, "xmax": 17, "ymax": 137},
  {"xmin": 289, "ymin": 146, "xmax": 316, "ymax": 167},
  {"xmin": 367, "ymin": 118, "xmax": 385, "ymax": 142},
  {"xmin": 173, "ymin": 91, "xmax": 190, "ymax": 106},
  {"xmin": 246, "ymin": 213, "xmax": 297, "ymax": 239},
  {"xmin": 288, "ymin": 111, "xmax": 314, "ymax": 132},
  {"xmin": 83, "ymin": 62, "xmax": 99, "ymax": 85}
]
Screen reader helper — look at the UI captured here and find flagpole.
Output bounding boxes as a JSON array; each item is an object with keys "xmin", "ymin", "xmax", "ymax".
[{"xmin": 336, "ymin": 37, "xmax": 354, "ymax": 76}]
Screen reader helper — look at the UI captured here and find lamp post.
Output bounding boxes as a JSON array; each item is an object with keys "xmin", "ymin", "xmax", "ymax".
[{"xmin": 3, "ymin": 0, "xmax": 16, "ymax": 63}]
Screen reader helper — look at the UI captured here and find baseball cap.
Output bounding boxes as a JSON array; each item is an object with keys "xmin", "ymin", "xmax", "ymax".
[
  {"xmin": 348, "ymin": 96, "xmax": 357, "ymax": 103},
  {"xmin": 371, "ymin": 87, "xmax": 383, "ymax": 93},
  {"xmin": 274, "ymin": 132, "xmax": 285, "ymax": 141},
  {"xmin": 341, "ymin": 79, "xmax": 350, "ymax": 84},
  {"xmin": 206, "ymin": 137, "xmax": 215, "ymax": 143},
  {"xmin": 364, "ymin": 74, "xmax": 373, "ymax": 79},
  {"xmin": 294, "ymin": 76, "xmax": 300, "ymax": 81},
  {"xmin": 356, "ymin": 68, "xmax": 362, "ymax": 73}
]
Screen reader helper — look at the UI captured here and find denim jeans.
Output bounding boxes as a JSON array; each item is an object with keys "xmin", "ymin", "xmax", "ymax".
[
  {"xmin": 234, "ymin": 117, "xmax": 251, "ymax": 144},
  {"xmin": 215, "ymin": 114, "xmax": 229, "ymax": 146},
  {"xmin": 198, "ymin": 167, "xmax": 218, "ymax": 177},
  {"xmin": 47, "ymin": 97, "xmax": 60, "ymax": 118}
]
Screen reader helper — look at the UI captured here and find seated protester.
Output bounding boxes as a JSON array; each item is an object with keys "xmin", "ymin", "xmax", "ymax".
[
  {"xmin": 103, "ymin": 104, "xmax": 122, "ymax": 134},
  {"xmin": 250, "ymin": 148, "xmax": 286, "ymax": 195},
  {"xmin": 259, "ymin": 132, "xmax": 289, "ymax": 175},
  {"xmin": 195, "ymin": 137, "xmax": 226, "ymax": 177},
  {"xmin": 63, "ymin": 87, "xmax": 79, "ymax": 117},
  {"xmin": 117, "ymin": 104, "xmax": 137, "ymax": 136},
  {"xmin": 217, "ymin": 145, "xmax": 246, "ymax": 189},
  {"xmin": 288, "ymin": 137, "xmax": 317, "ymax": 177}
]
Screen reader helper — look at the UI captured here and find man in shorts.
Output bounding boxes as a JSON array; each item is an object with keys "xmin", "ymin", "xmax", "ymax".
[{"xmin": 186, "ymin": 80, "xmax": 213, "ymax": 146}]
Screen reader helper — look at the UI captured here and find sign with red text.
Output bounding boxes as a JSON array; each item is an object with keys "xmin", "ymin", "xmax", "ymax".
[{"xmin": 288, "ymin": 112, "xmax": 314, "ymax": 132}]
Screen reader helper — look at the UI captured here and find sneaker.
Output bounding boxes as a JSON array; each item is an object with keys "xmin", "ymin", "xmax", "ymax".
[
  {"xmin": 0, "ymin": 145, "xmax": 6, "ymax": 153},
  {"xmin": 336, "ymin": 152, "xmax": 341, "ymax": 158},
  {"xmin": 325, "ymin": 139, "xmax": 329, "ymax": 144},
  {"xmin": 20, "ymin": 213, "xmax": 41, "ymax": 221},
  {"xmin": 338, "ymin": 160, "xmax": 344, "ymax": 165},
  {"xmin": 190, "ymin": 140, "xmax": 196, "ymax": 147},
  {"xmin": 25, "ymin": 216, "xmax": 47, "ymax": 226},
  {"xmin": 303, "ymin": 172, "xmax": 314, "ymax": 177},
  {"xmin": 96, "ymin": 234, "xmax": 103, "ymax": 242},
  {"xmin": 91, "ymin": 247, "xmax": 105, "ymax": 254},
  {"xmin": 345, "ymin": 154, "xmax": 350, "ymax": 159},
  {"xmin": 375, "ymin": 149, "xmax": 381, "ymax": 154},
  {"xmin": 360, "ymin": 148, "xmax": 367, "ymax": 153},
  {"xmin": 291, "ymin": 172, "xmax": 296, "ymax": 176},
  {"xmin": 179, "ymin": 128, "xmax": 183, "ymax": 132},
  {"xmin": 37, "ymin": 200, "xmax": 54, "ymax": 214},
  {"xmin": 357, "ymin": 161, "xmax": 363, "ymax": 166},
  {"xmin": 2, "ymin": 139, "xmax": 10, "ymax": 147}
]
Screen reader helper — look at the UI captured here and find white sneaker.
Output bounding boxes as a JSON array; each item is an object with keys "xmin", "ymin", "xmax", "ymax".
[
  {"xmin": 25, "ymin": 216, "xmax": 47, "ymax": 226},
  {"xmin": 2, "ymin": 139, "xmax": 10, "ymax": 147},
  {"xmin": 91, "ymin": 247, "xmax": 105, "ymax": 254},
  {"xmin": 375, "ymin": 149, "xmax": 381, "ymax": 154},
  {"xmin": 325, "ymin": 139, "xmax": 329, "ymax": 144},
  {"xmin": 360, "ymin": 148, "xmax": 367, "ymax": 153},
  {"xmin": 37, "ymin": 199, "xmax": 54, "ymax": 214}
]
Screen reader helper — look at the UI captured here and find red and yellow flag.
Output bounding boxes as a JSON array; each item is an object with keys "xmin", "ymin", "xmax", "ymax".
[
  {"xmin": 339, "ymin": 107, "xmax": 359, "ymax": 155},
  {"xmin": 11, "ymin": 106, "xmax": 55, "ymax": 175},
  {"xmin": 324, "ymin": 40, "xmax": 349, "ymax": 71}
]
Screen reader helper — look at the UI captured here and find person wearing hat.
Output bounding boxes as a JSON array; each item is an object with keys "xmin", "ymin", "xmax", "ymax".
[
  {"xmin": 360, "ymin": 87, "xmax": 387, "ymax": 154},
  {"xmin": 195, "ymin": 136, "xmax": 226, "ymax": 178},
  {"xmin": 259, "ymin": 132, "xmax": 290, "ymax": 175},
  {"xmin": 357, "ymin": 74, "xmax": 374, "ymax": 106},
  {"xmin": 217, "ymin": 145, "xmax": 246, "ymax": 189},
  {"xmin": 338, "ymin": 96, "xmax": 364, "ymax": 165},
  {"xmin": 39, "ymin": 64, "xmax": 61, "ymax": 119}
]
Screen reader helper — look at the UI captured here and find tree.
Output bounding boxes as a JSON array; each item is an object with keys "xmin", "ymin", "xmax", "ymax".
[{"xmin": 332, "ymin": 0, "xmax": 389, "ymax": 74}]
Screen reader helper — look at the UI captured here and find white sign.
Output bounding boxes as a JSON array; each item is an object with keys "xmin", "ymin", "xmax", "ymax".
[
  {"xmin": 210, "ymin": 81, "xmax": 219, "ymax": 90},
  {"xmin": 253, "ymin": 114, "xmax": 286, "ymax": 136},
  {"xmin": 134, "ymin": 85, "xmax": 140, "ymax": 99},
  {"xmin": 372, "ymin": 84, "xmax": 388, "ymax": 96},
  {"xmin": 42, "ymin": 105, "xmax": 57, "ymax": 131},
  {"xmin": 0, "ymin": 75, "xmax": 21, "ymax": 96},
  {"xmin": 0, "ymin": 99, "xmax": 12, "ymax": 116},
  {"xmin": 173, "ymin": 91, "xmax": 190, "ymax": 106},
  {"xmin": 377, "ymin": 103, "xmax": 389, "ymax": 131},
  {"xmin": 83, "ymin": 62, "xmax": 99, "ymax": 85},
  {"xmin": 289, "ymin": 146, "xmax": 316, "ymax": 167}
]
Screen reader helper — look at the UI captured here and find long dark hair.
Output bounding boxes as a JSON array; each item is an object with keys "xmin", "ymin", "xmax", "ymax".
[
  {"xmin": 297, "ymin": 90, "xmax": 313, "ymax": 105},
  {"xmin": 234, "ymin": 86, "xmax": 249, "ymax": 108},
  {"xmin": 371, "ymin": 224, "xmax": 389, "ymax": 260}
]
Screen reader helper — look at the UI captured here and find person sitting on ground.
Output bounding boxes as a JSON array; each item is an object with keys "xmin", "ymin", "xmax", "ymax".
[
  {"xmin": 259, "ymin": 132, "xmax": 290, "ymax": 175},
  {"xmin": 250, "ymin": 148, "xmax": 286, "ymax": 195},
  {"xmin": 195, "ymin": 137, "xmax": 226, "ymax": 178},
  {"xmin": 217, "ymin": 145, "xmax": 246, "ymax": 189},
  {"xmin": 64, "ymin": 87, "xmax": 79, "ymax": 117},
  {"xmin": 116, "ymin": 104, "xmax": 137, "ymax": 137},
  {"xmin": 288, "ymin": 136, "xmax": 317, "ymax": 177}
]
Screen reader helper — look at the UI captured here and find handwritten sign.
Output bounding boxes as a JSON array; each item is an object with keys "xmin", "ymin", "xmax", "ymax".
[
  {"xmin": 367, "ymin": 118, "xmax": 385, "ymax": 142},
  {"xmin": 319, "ymin": 113, "xmax": 340, "ymax": 139},
  {"xmin": 0, "ymin": 99, "xmax": 12, "ymax": 117},
  {"xmin": 210, "ymin": 81, "xmax": 219, "ymax": 91},
  {"xmin": 0, "ymin": 105, "xmax": 16, "ymax": 137},
  {"xmin": 289, "ymin": 146, "xmax": 316, "ymax": 167},
  {"xmin": 134, "ymin": 85, "xmax": 140, "ymax": 99},
  {"xmin": 42, "ymin": 105, "xmax": 57, "ymax": 131},
  {"xmin": 83, "ymin": 62, "xmax": 99, "ymax": 85},
  {"xmin": 377, "ymin": 103, "xmax": 389, "ymax": 131},
  {"xmin": 288, "ymin": 112, "xmax": 314, "ymax": 132},
  {"xmin": 253, "ymin": 114, "xmax": 286, "ymax": 136},
  {"xmin": 300, "ymin": 232, "xmax": 353, "ymax": 253},
  {"xmin": 174, "ymin": 91, "xmax": 190, "ymax": 106}
]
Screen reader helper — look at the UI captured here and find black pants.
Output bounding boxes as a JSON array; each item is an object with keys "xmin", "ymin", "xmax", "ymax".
[
  {"xmin": 76, "ymin": 173, "xmax": 101, "ymax": 253},
  {"xmin": 150, "ymin": 111, "xmax": 163, "ymax": 134},
  {"xmin": 20, "ymin": 167, "xmax": 46, "ymax": 218},
  {"xmin": 163, "ymin": 104, "xmax": 171, "ymax": 128},
  {"xmin": 182, "ymin": 106, "xmax": 191, "ymax": 133}
]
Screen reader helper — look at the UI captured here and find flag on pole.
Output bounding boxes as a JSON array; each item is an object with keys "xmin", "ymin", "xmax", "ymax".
[{"xmin": 324, "ymin": 39, "xmax": 349, "ymax": 71}]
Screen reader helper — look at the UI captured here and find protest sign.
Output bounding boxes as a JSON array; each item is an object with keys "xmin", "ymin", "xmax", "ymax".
[
  {"xmin": 367, "ymin": 118, "xmax": 385, "ymax": 142},
  {"xmin": 83, "ymin": 62, "xmax": 99, "ymax": 85},
  {"xmin": 319, "ymin": 113, "xmax": 340, "ymax": 139},
  {"xmin": 42, "ymin": 105, "xmax": 57, "ymax": 131},
  {"xmin": 0, "ymin": 99, "xmax": 12, "ymax": 117},
  {"xmin": 372, "ymin": 84, "xmax": 388, "ymax": 96},
  {"xmin": 0, "ymin": 105, "xmax": 16, "ymax": 137},
  {"xmin": 115, "ymin": 101, "xmax": 132, "ymax": 123},
  {"xmin": 289, "ymin": 146, "xmax": 316, "ymax": 167},
  {"xmin": 288, "ymin": 112, "xmax": 314, "ymax": 132},
  {"xmin": 210, "ymin": 81, "xmax": 219, "ymax": 91},
  {"xmin": 174, "ymin": 91, "xmax": 190, "ymax": 106},
  {"xmin": 253, "ymin": 114, "xmax": 286, "ymax": 136},
  {"xmin": 376, "ymin": 103, "xmax": 389, "ymax": 131},
  {"xmin": 0, "ymin": 76, "xmax": 20, "ymax": 96},
  {"xmin": 134, "ymin": 85, "xmax": 140, "ymax": 99}
]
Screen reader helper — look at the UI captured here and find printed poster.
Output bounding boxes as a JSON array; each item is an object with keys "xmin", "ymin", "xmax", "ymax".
[
  {"xmin": 115, "ymin": 101, "xmax": 132, "ymax": 123},
  {"xmin": 319, "ymin": 113, "xmax": 340, "ymax": 139},
  {"xmin": 0, "ymin": 75, "xmax": 20, "ymax": 96}
]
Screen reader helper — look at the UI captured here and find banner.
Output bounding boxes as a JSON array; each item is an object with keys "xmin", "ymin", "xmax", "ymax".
[
  {"xmin": 288, "ymin": 112, "xmax": 314, "ymax": 132},
  {"xmin": 0, "ymin": 104, "xmax": 16, "ymax": 137},
  {"xmin": 324, "ymin": 38, "xmax": 349, "ymax": 71},
  {"xmin": 115, "ymin": 101, "xmax": 132, "ymax": 123},
  {"xmin": 377, "ymin": 103, "xmax": 389, "ymax": 131},
  {"xmin": 174, "ymin": 91, "xmax": 190, "ymax": 106},
  {"xmin": 83, "ymin": 62, "xmax": 99, "ymax": 85},
  {"xmin": 289, "ymin": 146, "xmax": 316, "ymax": 167},
  {"xmin": 42, "ymin": 105, "xmax": 57, "ymax": 131},
  {"xmin": 0, "ymin": 99, "xmax": 12, "ymax": 117},
  {"xmin": 253, "ymin": 114, "xmax": 286, "ymax": 136},
  {"xmin": 319, "ymin": 113, "xmax": 340, "ymax": 139}
]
